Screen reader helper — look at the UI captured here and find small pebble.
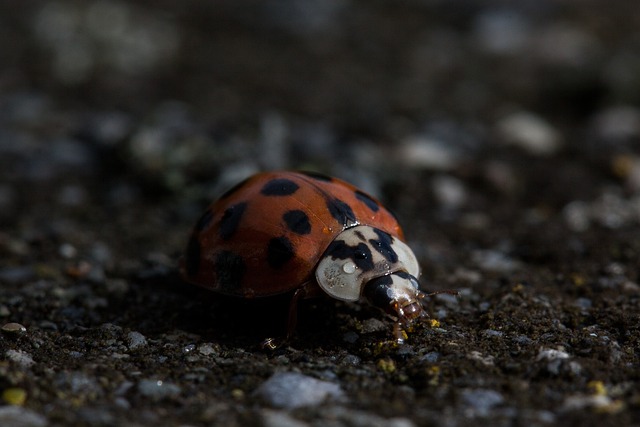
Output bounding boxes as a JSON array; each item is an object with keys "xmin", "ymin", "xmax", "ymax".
[
  {"xmin": 261, "ymin": 409, "xmax": 310, "ymax": 427},
  {"xmin": 420, "ymin": 352, "xmax": 440, "ymax": 363},
  {"xmin": 342, "ymin": 331, "xmax": 359, "ymax": 343},
  {"xmin": 460, "ymin": 388, "xmax": 504, "ymax": 417},
  {"xmin": 126, "ymin": 331, "xmax": 147, "ymax": 350},
  {"xmin": 399, "ymin": 137, "xmax": 460, "ymax": 171},
  {"xmin": 0, "ymin": 267, "xmax": 35, "ymax": 284},
  {"xmin": 537, "ymin": 348, "xmax": 572, "ymax": 375},
  {"xmin": 323, "ymin": 406, "xmax": 416, "ymax": 427},
  {"xmin": 341, "ymin": 354, "xmax": 361, "ymax": 366},
  {"xmin": 431, "ymin": 175, "xmax": 467, "ymax": 210},
  {"xmin": 254, "ymin": 372, "xmax": 345, "ymax": 409},
  {"xmin": 361, "ymin": 318, "xmax": 387, "ymax": 333},
  {"xmin": 536, "ymin": 348, "xmax": 570, "ymax": 361},
  {"xmin": 472, "ymin": 249, "xmax": 521, "ymax": 272},
  {"xmin": 0, "ymin": 406, "xmax": 47, "ymax": 427},
  {"xmin": 198, "ymin": 343, "xmax": 219, "ymax": 356},
  {"xmin": 592, "ymin": 105, "xmax": 640, "ymax": 142},
  {"xmin": 5, "ymin": 350, "xmax": 35, "ymax": 367},
  {"xmin": 563, "ymin": 200, "xmax": 591, "ymax": 232},
  {"xmin": 137, "ymin": 379, "xmax": 181, "ymax": 400},
  {"xmin": 2, "ymin": 322, "xmax": 27, "ymax": 335},
  {"xmin": 58, "ymin": 243, "xmax": 78, "ymax": 258},
  {"xmin": 482, "ymin": 329, "xmax": 504, "ymax": 338},
  {"xmin": 183, "ymin": 343, "xmax": 197, "ymax": 354},
  {"xmin": 496, "ymin": 111, "xmax": 562, "ymax": 155}
]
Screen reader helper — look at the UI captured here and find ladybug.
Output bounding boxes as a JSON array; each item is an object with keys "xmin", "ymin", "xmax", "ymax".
[{"xmin": 181, "ymin": 171, "xmax": 451, "ymax": 346}]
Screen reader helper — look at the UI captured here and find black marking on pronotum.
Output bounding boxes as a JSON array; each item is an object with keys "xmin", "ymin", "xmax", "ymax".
[
  {"xmin": 324, "ymin": 240, "xmax": 374, "ymax": 271},
  {"xmin": 355, "ymin": 190, "xmax": 380, "ymax": 212},
  {"xmin": 185, "ymin": 235, "xmax": 201, "ymax": 277},
  {"xmin": 267, "ymin": 236, "xmax": 295, "ymax": 269},
  {"xmin": 261, "ymin": 179, "xmax": 300, "ymax": 196},
  {"xmin": 394, "ymin": 270, "xmax": 419, "ymax": 289},
  {"xmin": 369, "ymin": 228, "xmax": 399, "ymax": 264},
  {"xmin": 195, "ymin": 209, "xmax": 214, "ymax": 232},
  {"xmin": 363, "ymin": 274, "xmax": 395, "ymax": 308},
  {"xmin": 215, "ymin": 251, "xmax": 246, "ymax": 292},
  {"xmin": 300, "ymin": 171, "xmax": 333, "ymax": 182},
  {"xmin": 283, "ymin": 210, "xmax": 311, "ymax": 235},
  {"xmin": 327, "ymin": 198, "xmax": 357, "ymax": 227}
]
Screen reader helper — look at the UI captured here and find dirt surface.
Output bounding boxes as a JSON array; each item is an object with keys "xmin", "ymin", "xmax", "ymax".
[{"xmin": 1, "ymin": 1, "xmax": 640, "ymax": 426}]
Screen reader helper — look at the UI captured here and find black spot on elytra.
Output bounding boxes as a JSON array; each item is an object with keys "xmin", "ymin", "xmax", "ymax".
[
  {"xmin": 355, "ymin": 190, "xmax": 380, "ymax": 212},
  {"xmin": 219, "ymin": 177, "xmax": 250, "ymax": 200},
  {"xmin": 283, "ymin": 210, "xmax": 311, "ymax": 235},
  {"xmin": 185, "ymin": 235, "xmax": 201, "ymax": 277},
  {"xmin": 195, "ymin": 209, "xmax": 214, "ymax": 232},
  {"xmin": 261, "ymin": 179, "xmax": 299, "ymax": 196},
  {"xmin": 215, "ymin": 251, "xmax": 246, "ymax": 292},
  {"xmin": 300, "ymin": 171, "xmax": 333, "ymax": 182},
  {"xmin": 267, "ymin": 236, "xmax": 295, "ymax": 269},
  {"xmin": 324, "ymin": 240, "xmax": 374, "ymax": 271},
  {"xmin": 219, "ymin": 202, "xmax": 247, "ymax": 240},
  {"xmin": 369, "ymin": 228, "xmax": 398, "ymax": 264},
  {"xmin": 327, "ymin": 198, "xmax": 357, "ymax": 227}
]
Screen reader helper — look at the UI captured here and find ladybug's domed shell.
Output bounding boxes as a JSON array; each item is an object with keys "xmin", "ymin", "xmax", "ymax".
[{"xmin": 181, "ymin": 171, "xmax": 404, "ymax": 298}]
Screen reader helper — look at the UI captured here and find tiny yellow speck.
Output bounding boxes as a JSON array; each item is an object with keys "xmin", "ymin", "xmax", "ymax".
[
  {"xmin": 2, "ymin": 388, "xmax": 27, "ymax": 406},
  {"xmin": 512, "ymin": 283, "xmax": 525, "ymax": 292},
  {"xmin": 611, "ymin": 154, "xmax": 635, "ymax": 178},
  {"xmin": 571, "ymin": 273, "xmax": 586, "ymax": 287},
  {"xmin": 372, "ymin": 339, "xmax": 400, "ymax": 355},
  {"xmin": 587, "ymin": 380, "xmax": 606, "ymax": 396},
  {"xmin": 429, "ymin": 319, "xmax": 441, "ymax": 328},
  {"xmin": 231, "ymin": 389, "xmax": 244, "ymax": 400},
  {"xmin": 377, "ymin": 358, "xmax": 396, "ymax": 373},
  {"xmin": 426, "ymin": 366, "xmax": 440, "ymax": 386}
]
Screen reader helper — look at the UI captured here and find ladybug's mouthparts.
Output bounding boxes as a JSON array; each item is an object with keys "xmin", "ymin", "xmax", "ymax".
[
  {"xmin": 363, "ymin": 270, "xmax": 430, "ymax": 342},
  {"xmin": 395, "ymin": 299, "xmax": 426, "ymax": 326}
]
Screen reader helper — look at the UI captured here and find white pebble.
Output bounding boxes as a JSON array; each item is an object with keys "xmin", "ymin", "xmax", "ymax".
[
  {"xmin": 0, "ymin": 406, "xmax": 47, "ymax": 427},
  {"xmin": 399, "ymin": 137, "xmax": 460, "ymax": 170},
  {"xmin": 254, "ymin": 372, "xmax": 345, "ymax": 409},
  {"xmin": 496, "ymin": 111, "xmax": 562, "ymax": 155},
  {"xmin": 460, "ymin": 389, "xmax": 504, "ymax": 417},
  {"xmin": 5, "ymin": 349, "xmax": 35, "ymax": 367},
  {"xmin": 563, "ymin": 200, "xmax": 591, "ymax": 232},
  {"xmin": 431, "ymin": 175, "xmax": 467, "ymax": 210},
  {"xmin": 261, "ymin": 410, "xmax": 310, "ymax": 427},
  {"xmin": 137, "ymin": 379, "xmax": 181, "ymax": 400},
  {"xmin": 592, "ymin": 106, "xmax": 640, "ymax": 142}
]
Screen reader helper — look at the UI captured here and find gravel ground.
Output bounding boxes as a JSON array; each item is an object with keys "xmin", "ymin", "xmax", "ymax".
[{"xmin": 1, "ymin": 1, "xmax": 639, "ymax": 426}]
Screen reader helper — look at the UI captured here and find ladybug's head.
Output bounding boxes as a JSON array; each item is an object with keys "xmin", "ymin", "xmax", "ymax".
[{"xmin": 363, "ymin": 271, "xmax": 427, "ymax": 342}]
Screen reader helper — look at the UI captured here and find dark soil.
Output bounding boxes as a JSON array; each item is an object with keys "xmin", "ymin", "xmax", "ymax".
[{"xmin": 1, "ymin": 2, "xmax": 639, "ymax": 426}]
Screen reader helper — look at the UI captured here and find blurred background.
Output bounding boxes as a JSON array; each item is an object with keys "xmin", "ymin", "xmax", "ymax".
[
  {"xmin": 2, "ymin": 0, "xmax": 640, "ymax": 251},
  {"xmin": 1, "ymin": 0, "xmax": 639, "ymax": 257}
]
